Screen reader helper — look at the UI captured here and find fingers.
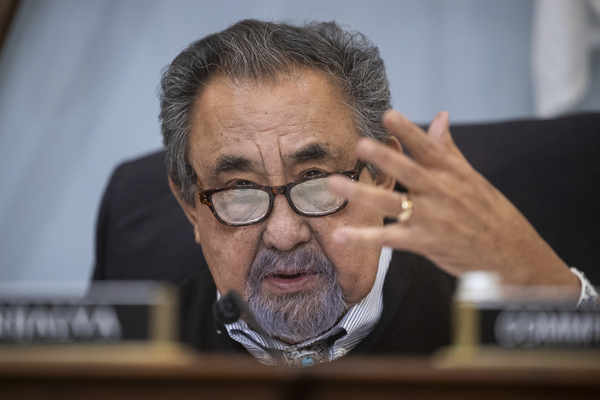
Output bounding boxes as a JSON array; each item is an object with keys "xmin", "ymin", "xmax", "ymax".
[
  {"xmin": 383, "ymin": 110, "xmax": 466, "ymax": 165},
  {"xmin": 355, "ymin": 139, "xmax": 431, "ymax": 192},
  {"xmin": 427, "ymin": 111, "xmax": 451, "ymax": 148},
  {"xmin": 328, "ymin": 175, "xmax": 414, "ymax": 218},
  {"xmin": 382, "ymin": 110, "xmax": 441, "ymax": 166},
  {"xmin": 427, "ymin": 111, "xmax": 467, "ymax": 162},
  {"xmin": 332, "ymin": 224, "xmax": 412, "ymax": 249}
]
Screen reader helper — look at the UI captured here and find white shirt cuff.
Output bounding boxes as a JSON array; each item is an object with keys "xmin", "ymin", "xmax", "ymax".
[{"xmin": 570, "ymin": 267, "xmax": 598, "ymax": 309}]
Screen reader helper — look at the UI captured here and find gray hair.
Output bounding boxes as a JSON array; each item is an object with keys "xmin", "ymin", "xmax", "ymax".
[{"xmin": 159, "ymin": 19, "xmax": 391, "ymax": 204}]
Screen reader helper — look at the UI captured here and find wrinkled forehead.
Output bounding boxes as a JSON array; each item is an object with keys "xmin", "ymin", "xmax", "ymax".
[
  {"xmin": 207, "ymin": 60, "xmax": 350, "ymax": 99},
  {"xmin": 188, "ymin": 70, "xmax": 361, "ymax": 181}
]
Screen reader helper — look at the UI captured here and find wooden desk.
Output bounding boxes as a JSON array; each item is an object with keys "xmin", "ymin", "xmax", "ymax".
[{"xmin": 0, "ymin": 345, "xmax": 598, "ymax": 400}]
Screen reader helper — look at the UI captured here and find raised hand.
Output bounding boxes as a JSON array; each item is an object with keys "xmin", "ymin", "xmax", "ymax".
[{"xmin": 329, "ymin": 110, "xmax": 579, "ymax": 287}]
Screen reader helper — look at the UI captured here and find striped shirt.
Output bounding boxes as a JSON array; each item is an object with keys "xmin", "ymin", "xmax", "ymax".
[{"xmin": 222, "ymin": 246, "xmax": 393, "ymax": 365}]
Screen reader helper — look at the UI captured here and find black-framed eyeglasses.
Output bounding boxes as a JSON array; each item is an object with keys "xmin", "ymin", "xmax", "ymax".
[{"xmin": 197, "ymin": 161, "xmax": 365, "ymax": 227}]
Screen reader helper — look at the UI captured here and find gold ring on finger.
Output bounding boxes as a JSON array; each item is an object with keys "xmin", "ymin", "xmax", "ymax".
[{"xmin": 397, "ymin": 193, "xmax": 413, "ymax": 222}]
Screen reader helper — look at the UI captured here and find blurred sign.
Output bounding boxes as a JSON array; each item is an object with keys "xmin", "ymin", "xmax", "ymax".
[
  {"xmin": 454, "ymin": 289, "xmax": 600, "ymax": 350},
  {"xmin": 482, "ymin": 306, "xmax": 600, "ymax": 349},
  {"xmin": 0, "ymin": 281, "xmax": 177, "ymax": 345}
]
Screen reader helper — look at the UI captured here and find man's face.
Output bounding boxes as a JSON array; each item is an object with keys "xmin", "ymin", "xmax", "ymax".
[{"xmin": 180, "ymin": 69, "xmax": 389, "ymax": 339}]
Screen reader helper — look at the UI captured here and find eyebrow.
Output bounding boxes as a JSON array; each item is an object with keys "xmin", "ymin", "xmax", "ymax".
[
  {"xmin": 209, "ymin": 143, "xmax": 343, "ymax": 179},
  {"xmin": 289, "ymin": 143, "xmax": 342, "ymax": 164},
  {"xmin": 210, "ymin": 155, "xmax": 254, "ymax": 178}
]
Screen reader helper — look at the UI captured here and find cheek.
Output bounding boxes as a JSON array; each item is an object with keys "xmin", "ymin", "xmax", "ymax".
[
  {"xmin": 195, "ymin": 208, "xmax": 262, "ymax": 296},
  {"xmin": 311, "ymin": 202, "xmax": 384, "ymax": 306}
]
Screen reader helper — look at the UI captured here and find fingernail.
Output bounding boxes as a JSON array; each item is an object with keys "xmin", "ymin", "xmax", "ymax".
[
  {"xmin": 383, "ymin": 110, "xmax": 404, "ymax": 124},
  {"xmin": 327, "ymin": 175, "xmax": 347, "ymax": 194},
  {"xmin": 357, "ymin": 139, "xmax": 374, "ymax": 156},
  {"xmin": 382, "ymin": 109, "xmax": 394, "ymax": 121},
  {"xmin": 440, "ymin": 111, "xmax": 449, "ymax": 124}
]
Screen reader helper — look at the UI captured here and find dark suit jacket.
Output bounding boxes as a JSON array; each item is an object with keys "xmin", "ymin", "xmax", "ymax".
[{"xmin": 93, "ymin": 152, "xmax": 208, "ymax": 283}]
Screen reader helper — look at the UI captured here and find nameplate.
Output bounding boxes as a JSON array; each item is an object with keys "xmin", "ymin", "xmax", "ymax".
[
  {"xmin": 0, "ymin": 282, "xmax": 177, "ymax": 345},
  {"xmin": 454, "ymin": 299, "xmax": 600, "ymax": 350},
  {"xmin": 481, "ymin": 306, "xmax": 600, "ymax": 349}
]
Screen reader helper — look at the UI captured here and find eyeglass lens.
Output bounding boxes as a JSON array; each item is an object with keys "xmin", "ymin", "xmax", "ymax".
[
  {"xmin": 213, "ymin": 188, "xmax": 270, "ymax": 224},
  {"xmin": 211, "ymin": 175, "xmax": 346, "ymax": 224},
  {"xmin": 289, "ymin": 176, "xmax": 345, "ymax": 215}
]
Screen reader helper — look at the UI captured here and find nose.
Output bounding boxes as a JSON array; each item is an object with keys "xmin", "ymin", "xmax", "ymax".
[{"xmin": 262, "ymin": 195, "xmax": 311, "ymax": 251}]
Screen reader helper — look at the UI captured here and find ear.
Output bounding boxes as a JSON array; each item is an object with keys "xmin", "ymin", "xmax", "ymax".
[
  {"xmin": 375, "ymin": 135, "xmax": 402, "ymax": 191},
  {"xmin": 168, "ymin": 177, "xmax": 202, "ymax": 243}
]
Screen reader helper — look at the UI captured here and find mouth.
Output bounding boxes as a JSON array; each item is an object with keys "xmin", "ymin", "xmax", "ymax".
[{"xmin": 263, "ymin": 271, "xmax": 318, "ymax": 294}]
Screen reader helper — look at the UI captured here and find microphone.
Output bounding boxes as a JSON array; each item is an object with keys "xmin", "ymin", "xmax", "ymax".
[
  {"xmin": 213, "ymin": 290, "xmax": 268, "ymax": 337},
  {"xmin": 213, "ymin": 290, "xmax": 284, "ymax": 366}
]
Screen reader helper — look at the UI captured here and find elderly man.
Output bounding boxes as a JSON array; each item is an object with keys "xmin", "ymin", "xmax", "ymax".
[{"xmin": 159, "ymin": 20, "xmax": 595, "ymax": 367}]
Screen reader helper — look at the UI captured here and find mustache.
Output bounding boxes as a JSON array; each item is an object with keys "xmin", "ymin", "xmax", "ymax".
[{"xmin": 246, "ymin": 246, "xmax": 337, "ymax": 289}]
